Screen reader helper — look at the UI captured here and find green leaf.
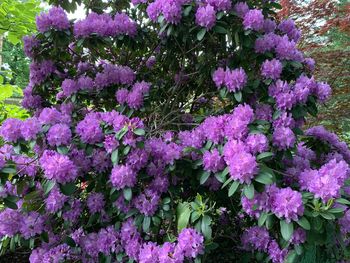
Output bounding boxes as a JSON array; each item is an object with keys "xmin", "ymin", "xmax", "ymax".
[
  {"xmin": 222, "ymin": 177, "xmax": 233, "ymax": 189},
  {"xmin": 143, "ymin": 216, "xmax": 151, "ymax": 232},
  {"xmin": 244, "ymin": 184, "xmax": 254, "ymax": 199},
  {"xmin": 4, "ymin": 198, "xmax": 18, "ymax": 210},
  {"xmin": 111, "ymin": 150, "xmax": 119, "ymax": 164},
  {"xmin": 43, "ymin": 180, "xmax": 56, "ymax": 195},
  {"xmin": 59, "ymin": 182, "xmax": 77, "ymax": 196},
  {"xmin": 320, "ymin": 212, "xmax": 335, "ymax": 220},
  {"xmin": 228, "ymin": 181, "xmax": 239, "ymax": 197},
  {"xmin": 297, "ymin": 217, "xmax": 310, "ymax": 230},
  {"xmin": 64, "ymin": 236, "xmax": 76, "ymax": 247},
  {"xmin": 328, "ymin": 207, "xmax": 346, "ymax": 214},
  {"xmin": 133, "ymin": 128, "xmax": 145, "ymax": 136},
  {"xmin": 336, "ymin": 198, "xmax": 350, "ymax": 205},
  {"xmin": 183, "ymin": 5, "xmax": 192, "ymax": 16},
  {"xmin": 214, "ymin": 171, "xmax": 226, "ymax": 183},
  {"xmin": 200, "ymin": 171, "xmax": 210, "ymax": 185},
  {"xmin": 254, "ymin": 171, "xmax": 273, "ymax": 185},
  {"xmin": 258, "ymin": 212, "xmax": 268, "ymax": 226},
  {"xmin": 201, "ymin": 215, "xmax": 212, "ymax": 240},
  {"xmin": 1, "ymin": 167, "xmax": 16, "ymax": 174},
  {"xmin": 191, "ymin": 211, "xmax": 201, "ymax": 223},
  {"xmin": 197, "ymin": 28, "xmax": 206, "ymax": 41},
  {"xmin": 116, "ymin": 126, "xmax": 128, "ymax": 140},
  {"xmin": 256, "ymin": 152, "xmax": 274, "ymax": 161},
  {"xmin": 177, "ymin": 202, "xmax": 191, "ymax": 232},
  {"xmin": 234, "ymin": 91, "xmax": 242, "ymax": 102},
  {"xmin": 280, "ymin": 220, "xmax": 294, "ymax": 241},
  {"xmin": 57, "ymin": 146, "xmax": 69, "ymax": 155},
  {"xmin": 214, "ymin": 25, "xmax": 227, "ymax": 34},
  {"xmin": 123, "ymin": 188, "xmax": 132, "ymax": 201}
]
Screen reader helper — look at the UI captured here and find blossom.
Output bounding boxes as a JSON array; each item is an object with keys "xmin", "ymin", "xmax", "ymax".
[
  {"xmin": 40, "ymin": 150, "xmax": 78, "ymax": 183},
  {"xmin": 224, "ymin": 68, "xmax": 247, "ymax": 92},
  {"xmin": 241, "ymin": 226, "xmax": 270, "ymax": 252},
  {"xmin": 76, "ymin": 114, "xmax": 103, "ymax": 144},
  {"xmin": 234, "ymin": 2, "xmax": 249, "ymax": 18},
  {"xmin": 245, "ymin": 133, "xmax": 269, "ymax": 154},
  {"xmin": 268, "ymin": 240, "xmax": 288, "ymax": 263},
  {"xmin": 110, "ymin": 165, "xmax": 137, "ymax": 189},
  {"xmin": 45, "ymin": 187, "xmax": 68, "ymax": 213},
  {"xmin": 212, "ymin": 67, "xmax": 226, "ymax": 88},
  {"xmin": 270, "ymin": 187, "xmax": 304, "ymax": 223},
  {"xmin": 36, "ymin": 7, "xmax": 70, "ymax": 32},
  {"xmin": 47, "ymin": 124, "xmax": 72, "ymax": 146},
  {"xmin": 203, "ymin": 149, "xmax": 225, "ymax": 173},
  {"xmin": 134, "ymin": 189, "xmax": 160, "ymax": 216},
  {"xmin": 261, "ymin": 59, "xmax": 282, "ymax": 80},
  {"xmin": 195, "ymin": 5, "xmax": 216, "ymax": 30},
  {"xmin": 20, "ymin": 212, "xmax": 45, "ymax": 239},
  {"xmin": 139, "ymin": 242, "xmax": 159, "ymax": 263},
  {"xmin": 87, "ymin": 192, "xmax": 105, "ymax": 213},
  {"xmin": 272, "ymin": 126, "xmax": 295, "ymax": 150},
  {"xmin": 0, "ymin": 118, "xmax": 22, "ymax": 142},
  {"xmin": 243, "ymin": 9, "xmax": 264, "ymax": 31},
  {"xmin": 176, "ymin": 228, "xmax": 204, "ymax": 258},
  {"xmin": 0, "ymin": 208, "xmax": 22, "ymax": 237}
]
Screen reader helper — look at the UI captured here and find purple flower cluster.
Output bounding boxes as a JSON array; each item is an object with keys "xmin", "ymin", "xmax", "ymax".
[
  {"xmin": 299, "ymin": 158, "xmax": 349, "ymax": 202},
  {"xmin": 76, "ymin": 113, "xmax": 104, "ymax": 144},
  {"xmin": 212, "ymin": 67, "xmax": 247, "ymax": 92},
  {"xmin": 47, "ymin": 124, "xmax": 72, "ymax": 146},
  {"xmin": 29, "ymin": 60, "xmax": 55, "ymax": 85},
  {"xmin": 306, "ymin": 126, "xmax": 350, "ymax": 163},
  {"xmin": 116, "ymin": 81, "xmax": 151, "ymax": 109},
  {"xmin": 39, "ymin": 150, "xmax": 78, "ymax": 184},
  {"xmin": 111, "ymin": 165, "xmax": 137, "ymax": 189},
  {"xmin": 23, "ymin": 35, "xmax": 39, "ymax": 58},
  {"xmin": 74, "ymin": 12, "xmax": 137, "ymax": 38},
  {"xmin": 36, "ymin": 6, "xmax": 70, "ymax": 32},
  {"xmin": 242, "ymin": 226, "xmax": 288, "ymax": 263},
  {"xmin": 195, "ymin": 5, "xmax": 216, "ymax": 30},
  {"xmin": 261, "ymin": 59, "xmax": 283, "ymax": 80},
  {"xmin": 203, "ymin": 149, "xmax": 225, "ymax": 173},
  {"xmin": 243, "ymin": 9, "xmax": 264, "ymax": 31},
  {"xmin": 147, "ymin": 0, "xmax": 190, "ymax": 24},
  {"xmin": 95, "ymin": 63, "xmax": 135, "ymax": 89}
]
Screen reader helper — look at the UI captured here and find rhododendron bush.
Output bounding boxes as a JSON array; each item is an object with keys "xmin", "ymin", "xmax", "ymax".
[{"xmin": 1, "ymin": 0, "xmax": 350, "ymax": 262}]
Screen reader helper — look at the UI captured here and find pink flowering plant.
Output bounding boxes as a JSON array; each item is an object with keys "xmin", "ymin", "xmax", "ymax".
[{"xmin": 0, "ymin": 0, "xmax": 349, "ymax": 262}]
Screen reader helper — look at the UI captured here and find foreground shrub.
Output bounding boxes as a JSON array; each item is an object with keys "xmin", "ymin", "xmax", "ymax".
[{"xmin": 0, "ymin": 1, "xmax": 349, "ymax": 262}]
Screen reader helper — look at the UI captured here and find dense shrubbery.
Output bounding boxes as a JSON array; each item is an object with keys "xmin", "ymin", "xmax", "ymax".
[{"xmin": 0, "ymin": 0, "xmax": 349, "ymax": 262}]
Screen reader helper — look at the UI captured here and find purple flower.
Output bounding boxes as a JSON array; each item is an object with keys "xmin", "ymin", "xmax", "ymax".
[
  {"xmin": 242, "ymin": 226, "xmax": 270, "ymax": 252},
  {"xmin": 146, "ymin": 56, "xmax": 156, "ymax": 69},
  {"xmin": 291, "ymin": 228, "xmax": 306, "ymax": 245},
  {"xmin": 315, "ymin": 82, "xmax": 331, "ymax": 102},
  {"xmin": 139, "ymin": 242, "xmax": 159, "ymax": 263},
  {"xmin": 91, "ymin": 149, "xmax": 112, "ymax": 173},
  {"xmin": 224, "ymin": 68, "xmax": 247, "ymax": 92},
  {"xmin": 21, "ymin": 118, "xmax": 41, "ymax": 142},
  {"xmin": 104, "ymin": 135, "xmax": 119, "ymax": 153},
  {"xmin": 76, "ymin": 114, "xmax": 103, "ymax": 144},
  {"xmin": 270, "ymin": 187, "xmax": 304, "ymax": 223},
  {"xmin": 39, "ymin": 150, "xmax": 78, "ymax": 184},
  {"xmin": 205, "ymin": 0, "xmax": 231, "ymax": 11},
  {"xmin": 245, "ymin": 133, "xmax": 269, "ymax": 154},
  {"xmin": 20, "ymin": 212, "xmax": 45, "ymax": 239},
  {"xmin": 30, "ymin": 60, "xmax": 55, "ymax": 85},
  {"xmin": 226, "ymin": 150, "xmax": 258, "ymax": 184},
  {"xmin": 0, "ymin": 118, "xmax": 22, "ymax": 142},
  {"xmin": 23, "ymin": 35, "xmax": 39, "ymax": 58},
  {"xmin": 278, "ymin": 19, "xmax": 301, "ymax": 42},
  {"xmin": 47, "ymin": 124, "xmax": 72, "ymax": 146},
  {"xmin": 110, "ymin": 165, "xmax": 137, "ymax": 190},
  {"xmin": 38, "ymin": 107, "xmax": 63, "ymax": 125},
  {"xmin": 134, "ymin": 189, "xmax": 160, "ymax": 216},
  {"xmin": 87, "ymin": 192, "xmax": 105, "ymax": 213},
  {"xmin": 268, "ymin": 240, "xmax": 288, "ymax": 263},
  {"xmin": 203, "ymin": 149, "xmax": 225, "ymax": 173},
  {"xmin": 0, "ymin": 208, "xmax": 22, "ymax": 237},
  {"xmin": 116, "ymin": 88, "xmax": 129, "ymax": 104},
  {"xmin": 299, "ymin": 159, "xmax": 349, "ymax": 202},
  {"xmin": 272, "ymin": 126, "xmax": 295, "ymax": 150},
  {"xmin": 62, "ymin": 79, "xmax": 78, "ymax": 97},
  {"xmin": 234, "ymin": 2, "xmax": 249, "ymax": 18},
  {"xmin": 195, "ymin": 5, "xmax": 216, "ymax": 30},
  {"xmin": 243, "ymin": 9, "xmax": 264, "ymax": 31},
  {"xmin": 261, "ymin": 59, "xmax": 282, "ymax": 80},
  {"xmin": 176, "ymin": 228, "xmax": 204, "ymax": 258},
  {"xmin": 45, "ymin": 187, "xmax": 67, "ymax": 213},
  {"xmin": 212, "ymin": 67, "xmax": 226, "ymax": 88},
  {"xmin": 36, "ymin": 7, "xmax": 70, "ymax": 33},
  {"xmin": 77, "ymin": 76, "xmax": 94, "ymax": 91}
]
